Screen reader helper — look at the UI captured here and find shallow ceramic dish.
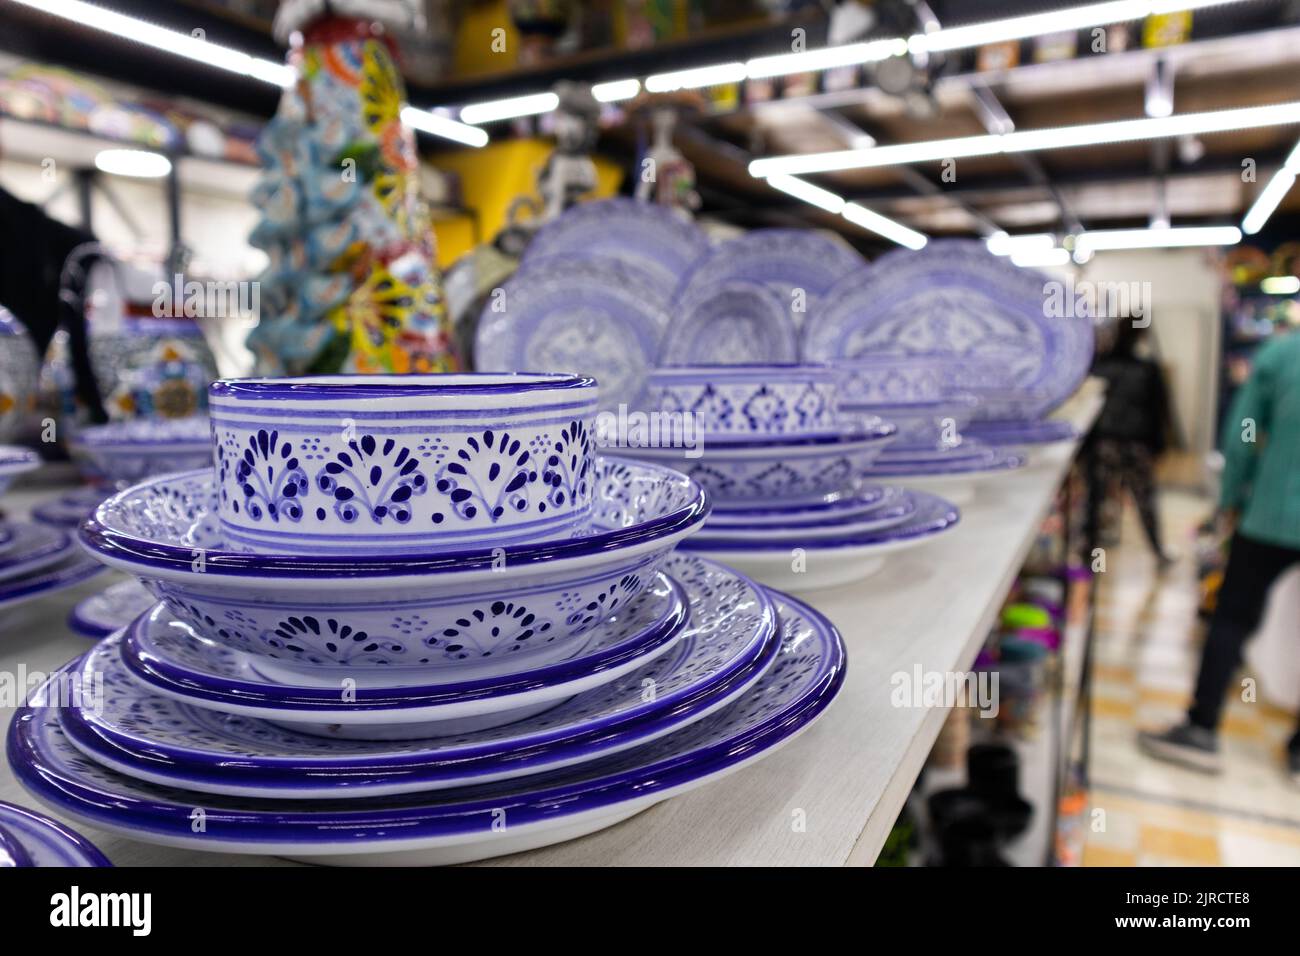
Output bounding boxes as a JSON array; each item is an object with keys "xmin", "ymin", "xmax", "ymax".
[
  {"xmin": 210, "ymin": 374, "xmax": 598, "ymax": 555},
  {"xmin": 79, "ymin": 458, "xmax": 707, "ymax": 682},
  {"xmin": 963, "ymin": 418, "xmax": 1076, "ymax": 446},
  {"xmin": 0, "ymin": 445, "xmax": 39, "ymax": 496},
  {"xmin": 68, "ymin": 416, "xmax": 211, "ymax": 486},
  {"xmin": 0, "ymin": 800, "xmax": 110, "ymax": 867},
  {"xmin": 685, "ymin": 491, "xmax": 961, "ymax": 590},
  {"xmin": 119, "ymin": 570, "xmax": 697, "ymax": 739},
  {"xmin": 0, "ymin": 552, "xmax": 105, "ymax": 611},
  {"xmin": 673, "ymin": 229, "xmax": 864, "ymax": 335},
  {"xmin": 31, "ymin": 487, "xmax": 106, "ymax": 529},
  {"xmin": 874, "ymin": 437, "xmax": 992, "ymax": 465},
  {"xmin": 621, "ymin": 420, "xmax": 894, "ymax": 504},
  {"xmin": 707, "ymin": 483, "xmax": 898, "ymax": 527},
  {"xmin": 839, "ymin": 395, "xmax": 977, "ymax": 447},
  {"xmin": 658, "ymin": 280, "xmax": 797, "ymax": 365},
  {"xmin": 804, "ymin": 240, "xmax": 1094, "ymax": 419},
  {"xmin": 699, "ymin": 491, "xmax": 915, "ymax": 541},
  {"xmin": 832, "ymin": 353, "xmax": 949, "ymax": 405},
  {"xmin": 67, "ymin": 579, "xmax": 156, "ymax": 640},
  {"xmin": 0, "ymin": 523, "xmax": 73, "ymax": 583},
  {"xmin": 647, "ymin": 363, "xmax": 838, "ymax": 436},
  {"xmin": 865, "ymin": 451, "xmax": 1027, "ymax": 506},
  {"xmin": 520, "ymin": 197, "xmax": 708, "ymax": 293},
  {"xmin": 67, "ymin": 555, "xmax": 779, "ymax": 794},
  {"xmin": 475, "ymin": 256, "xmax": 670, "ymax": 413},
  {"xmin": 11, "ymin": 591, "xmax": 843, "ymax": 865}
]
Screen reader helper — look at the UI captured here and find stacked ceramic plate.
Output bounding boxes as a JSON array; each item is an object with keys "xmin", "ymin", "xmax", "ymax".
[
  {"xmin": 614, "ymin": 364, "xmax": 960, "ymax": 590},
  {"xmin": 0, "ymin": 445, "xmax": 104, "ymax": 613},
  {"xmin": 9, "ymin": 373, "xmax": 846, "ymax": 865},
  {"xmin": 803, "ymin": 239, "xmax": 1091, "ymax": 465},
  {"xmin": 0, "ymin": 800, "xmax": 109, "ymax": 867},
  {"xmin": 832, "ymin": 354, "xmax": 1027, "ymax": 507}
]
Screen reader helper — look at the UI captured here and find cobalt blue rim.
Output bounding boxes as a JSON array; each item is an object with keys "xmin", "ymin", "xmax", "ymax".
[
  {"xmin": 704, "ymin": 496, "xmax": 914, "ymax": 533},
  {"xmin": 0, "ymin": 800, "xmax": 111, "ymax": 867},
  {"xmin": 628, "ymin": 420, "xmax": 895, "ymax": 452},
  {"xmin": 0, "ymin": 447, "xmax": 40, "ymax": 471},
  {"xmin": 9, "ymin": 592, "xmax": 844, "ymax": 846},
  {"xmin": 64, "ymin": 590, "xmax": 779, "ymax": 790},
  {"xmin": 0, "ymin": 819, "xmax": 33, "ymax": 866},
  {"xmin": 0, "ymin": 524, "xmax": 70, "ymax": 572},
  {"xmin": 864, "ymin": 451, "xmax": 1026, "ymax": 477},
  {"xmin": 210, "ymin": 373, "xmax": 597, "ymax": 401},
  {"xmin": 684, "ymin": 491, "xmax": 960, "ymax": 552},
  {"xmin": 78, "ymin": 459, "xmax": 709, "ymax": 579},
  {"xmin": 711, "ymin": 483, "xmax": 885, "ymax": 515},
  {"xmin": 121, "ymin": 572, "xmax": 695, "ymax": 711}
]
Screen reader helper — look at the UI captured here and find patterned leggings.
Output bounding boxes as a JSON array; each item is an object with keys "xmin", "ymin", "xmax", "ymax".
[{"xmin": 1084, "ymin": 438, "xmax": 1164, "ymax": 558}]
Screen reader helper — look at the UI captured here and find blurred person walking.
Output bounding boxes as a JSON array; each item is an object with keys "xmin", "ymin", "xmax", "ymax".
[
  {"xmin": 1085, "ymin": 322, "xmax": 1174, "ymax": 566},
  {"xmin": 1140, "ymin": 329, "xmax": 1300, "ymax": 782}
]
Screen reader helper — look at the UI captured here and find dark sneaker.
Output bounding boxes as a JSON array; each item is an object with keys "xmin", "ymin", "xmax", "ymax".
[{"xmin": 1138, "ymin": 723, "xmax": 1221, "ymax": 774}]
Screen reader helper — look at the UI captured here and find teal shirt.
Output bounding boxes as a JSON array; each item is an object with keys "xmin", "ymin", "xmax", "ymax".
[{"xmin": 1219, "ymin": 331, "xmax": 1300, "ymax": 549}]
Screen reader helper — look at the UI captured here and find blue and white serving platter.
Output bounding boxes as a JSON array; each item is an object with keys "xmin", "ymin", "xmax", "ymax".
[
  {"xmin": 0, "ymin": 800, "xmax": 110, "ymax": 867},
  {"xmin": 0, "ymin": 552, "xmax": 105, "ymax": 612},
  {"xmin": 804, "ymin": 240, "xmax": 1094, "ymax": 418},
  {"xmin": 68, "ymin": 579, "xmax": 156, "ymax": 640},
  {"xmin": 659, "ymin": 278, "xmax": 797, "ymax": 365},
  {"xmin": 863, "ymin": 449, "xmax": 1026, "ymax": 506},
  {"xmin": 962, "ymin": 418, "xmax": 1077, "ymax": 447},
  {"xmin": 0, "ymin": 522, "xmax": 73, "ymax": 582},
  {"xmin": 119, "ymin": 567, "xmax": 704, "ymax": 739},
  {"xmin": 520, "ymin": 197, "xmax": 708, "ymax": 294},
  {"xmin": 65, "ymin": 556, "xmax": 778, "ymax": 798},
  {"xmin": 673, "ymin": 229, "xmax": 864, "ymax": 335},
  {"xmin": 31, "ymin": 487, "xmax": 106, "ymax": 529},
  {"xmin": 707, "ymin": 483, "xmax": 901, "ymax": 527},
  {"xmin": 684, "ymin": 491, "xmax": 960, "ymax": 591},
  {"xmin": 475, "ymin": 254, "xmax": 671, "ymax": 412},
  {"xmin": 10, "ymin": 592, "xmax": 844, "ymax": 866},
  {"xmin": 700, "ymin": 490, "xmax": 916, "ymax": 542}
]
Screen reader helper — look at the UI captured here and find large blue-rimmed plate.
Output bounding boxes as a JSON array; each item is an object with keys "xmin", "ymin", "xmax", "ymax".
[
  {"xmin": 659, "ymin": 279, "xmax": 797, "ymax": 365},
  {"xmin": 475, "ymin": 255, "xmax": 672, "ymax": 412},
  {"xmin": 673, "ymin": 229, "xmax": 863, "ymax": 336},
  {"xmin": 10, "ymin": 592, "xmax": 844, "ymax": 866},
  {"xmin": 0, "ymin": 522, "xmax": 72, "ymax": 582},
  {"xmin": 68, "ymin": 579, "xmax": 157, "ymax": 640},
  {"xmin": 0, "ymin": 800, "xmax": 110, "ymax": 867},
  {"xmin": 521, "ymin": 197, "xmax": 708, "ymax": 293},
  {"xmin": 803, "ymin": 240, "xmax": 1094, "ymax": 417},
  {"xmin": 65, "ymin": 556, "xmax": 778, "ymax": 797},
  {"xmin": 0, "ymin": 552, "xmax": 105, "ymax": 611}
]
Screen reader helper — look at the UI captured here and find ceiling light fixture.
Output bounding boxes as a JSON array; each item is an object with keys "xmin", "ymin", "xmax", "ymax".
[
  {"xmin": 1073, "ymin": 225, "xmax": 1241, "ymax": 253},
  {"xmin": 592, "ymin": 79, "xmax": 641, "ymax": 103},
  {"xmin": 765, "ymin": 173, "xmax": 847, "ymax": 213},
  {"xmin": 749, "ymin": 101, "xmax": 1300, "ymax": 177},
  {"xmin": 1011, "ymin": 246, "xmax": 1072, "ymax": 268},
  {"xmin": 841, "ymin": 202, "xmax": 928, "ymax": 249},
  {"xmin": 745, "ymin": 39, "xmax": 908, "ymax": 79},
  {"xmin": 1241, "ymin": 139, "xmax": 1300, "ymax": 235},
  {"xmin": 986, "ymin": 232, "xmax": 1057, "ymax": 256},
  {"xmin": 94, "ymin": 148, "xmax": 172, "ymax": 178},
  {"xmin": 400, "ymin": 107, "xmax": 489, "ymax": 147},
  {"xmin": 459, "ymin": 92, "xmax": 560, "ymax": 125},
  {"xmin": 644, "ymin": 62, "xmax": 747, "ymax": 93},
  {"xmin": 1261, "ymin": 275, "xmax": 1300, "ymax": 294}
]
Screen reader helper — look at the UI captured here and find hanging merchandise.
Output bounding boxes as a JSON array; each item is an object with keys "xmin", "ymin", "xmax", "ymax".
[{"xmin": 246, "ymin": 0, "xmax": 457, "ymax": 376}]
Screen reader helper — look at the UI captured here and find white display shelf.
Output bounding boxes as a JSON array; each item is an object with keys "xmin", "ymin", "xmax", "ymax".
[{"xmin": 0, "ymin": 398, "xmax": 1101, "ymax": 866}]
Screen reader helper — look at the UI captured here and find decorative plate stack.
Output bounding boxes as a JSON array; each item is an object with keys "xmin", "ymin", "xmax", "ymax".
[
  {"xmin": 9, "ymin": 373, "xmax": 846, "ymax": 866},
  {"xmin": 803, "ymin": 238, "xmax": 1095, "ymax": 487},
  {"xmin": 619, "ymin": 364, "xmax": 962, "ymax": 590},
  {"xmin": 0, "ymin": 445, "xmax": 104, "ymax": 613}
]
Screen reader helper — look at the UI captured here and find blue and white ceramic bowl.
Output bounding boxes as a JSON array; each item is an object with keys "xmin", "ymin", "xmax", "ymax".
[
  {"xmin": 78, "ymin": 457, "xmax": 707, "ymax": 683},
  {"xmin": 68, "ymin": 416, "xmax": 211, "ymax": 487},
  {"xmin": 832, "ymin": 353, "xmax": 948, "ymax": 405},
  {"xmin": 0, "ymin": 445, "xmax": 39, "ymax": 497},
  {"xmin": 647, "ymin": 364, "xmax": 839, "ymax": 437},
  {"xmin": 209, "ymin": 373, "xmax": 599, "ymax": 555},
  {"xmin": 622, "ymin": 420, "xmax": 894, "ymax": 504}
]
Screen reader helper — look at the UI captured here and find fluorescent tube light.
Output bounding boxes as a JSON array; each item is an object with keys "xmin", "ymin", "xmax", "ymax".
[
  {"xmin": 987, "ymin": 232, "xmax": 1056, "ymax": 256},
  {"xmin": 645, "ymin": 62, "xmax": 746, "ymax": 93},
  {"xmin": 401, "ymin": 107, "xmax": 489, "ymax": 148},
  {"xmin": 750, "ymin": 101, "xmax": 1300, "ymax": 177},
  {"xmin": 1011, "ymin": 247, "xmax": 1071, "ymax": 268},
  {"xmin": 765, "ymin": 174, "xmax": 846, "ymax": 214},
  {"xmin": 1074, "ymin": 226, "xmax": 1241, "ymax": 253},
  {"xmin": 1261, "ymin": 275, "xmax": 1300, "ymax": 294},
  {"xmin": 94, "ymin": 148, "xmax": 172, "ymax": 178},
  {"xmin": 841, "ymin": 202, "xmax": 928, "ymax": 249},
  {"xmin": 1242, "ymin": 169, "xmax": 1296, "ymax": 235},
  {"xmin": 592, "ymin": 79, "xmax": 641, "ymax": 102},
  {"xmin": 745, "ymin": 39, "xmax": 907, "ymax": 79},
  {"xmin": 460, "ymin": 92, "xmax": 560, "ymax": 125}
]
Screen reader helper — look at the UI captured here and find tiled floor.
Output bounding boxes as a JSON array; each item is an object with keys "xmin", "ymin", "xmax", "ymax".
[{"xmin": 1082, "ymin": 486, "xmax": 1300, "ymax": 867}]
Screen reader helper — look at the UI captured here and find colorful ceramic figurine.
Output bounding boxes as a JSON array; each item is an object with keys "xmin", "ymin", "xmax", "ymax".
[{"xmin": 246, "ymin": 0, "xmax": 456, "ymax": 376}]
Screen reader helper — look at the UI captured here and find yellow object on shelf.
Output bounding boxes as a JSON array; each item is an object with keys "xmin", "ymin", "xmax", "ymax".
[{"xmin": 429, "ymin": 139, "xmax": 624, "ymax": 265}]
